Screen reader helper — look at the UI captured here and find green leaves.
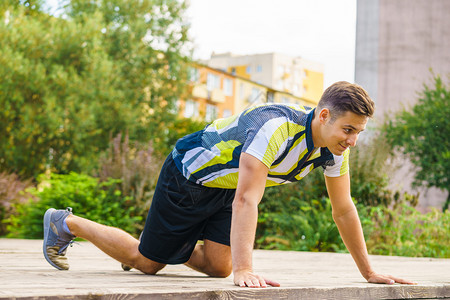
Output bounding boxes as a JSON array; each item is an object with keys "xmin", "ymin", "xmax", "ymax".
[
  {"xmin": 6, "ymin": 172, "xmax": 142, "ymax": 239},
  {"xmin": 255, "ymin": 132, "xmax": 426, "ymax": 254},
  {"xmin": 256, "ymin": 169, "xmax": 346, "ymax": 253},
  {"xmin": 383, "ymin": 75, "xmax": 450, "ymax": 208},
  {"xmin": 0, "ymin": 1, "xmax": 192, "ymax": 177},
  {"xmin": 363, "ymin": 202, "xmax": 450, "ymax": 258}
]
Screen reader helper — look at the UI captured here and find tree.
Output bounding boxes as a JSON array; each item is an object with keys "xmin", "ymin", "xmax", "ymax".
[
  {"xmin": 0, "ymin": 0, "xmax": 191, "ymax": 178},
  {"xmin": 383, "ymin": 75, "xmax": 450, "ymax": 210}
]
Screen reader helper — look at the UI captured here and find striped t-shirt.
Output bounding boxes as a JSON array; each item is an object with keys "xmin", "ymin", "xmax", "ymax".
[{"xmin": 172, "ymin": 103, "xmax": 349, "ymax": 189}]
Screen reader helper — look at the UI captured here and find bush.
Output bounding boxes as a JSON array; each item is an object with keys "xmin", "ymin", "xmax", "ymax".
[
  {"xmin": 362, "ymin": 200, "xmax": 450, "ymax": 258},
  {"xmin": 0, "ymin": 172, "xmax": 35, "ymax": 236},
  {"xmin": 255, "ymin": 132, "xmax": 419, "ymax": 254},
  {"xmin": 0, "ymin": 2, "xmax": 192, "ymax": 178},
  {"xmin": 349, "ymin": 134, "xmax": 396, "ymax": 207},
  {"xmin": 256, "ymin": 169, "xmax": 346, "ymax": 252},
  {"xmin": 383, "ymin": 75, "xmax": 450, "ymax": 211},
  {"xmin": 155, "ymin": 117, "xmax": 207, "ymax": 157},
  {"xmin": 6, "ymin": 172, "xmax": 142, "ymax": 239},
  {"xmin": 97, "ymin": 132, "xmax": 162, "ymax": 225}
]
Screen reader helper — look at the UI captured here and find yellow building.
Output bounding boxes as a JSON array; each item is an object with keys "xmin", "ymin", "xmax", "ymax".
[
  {"xmin": 233, "ymin": 77, "xmax": 268, "ymax": 113},
  {"xmin": 179, "ymin": 63, "xmax": 318, "ymax": 122},
  {"xmin": 301, "ymin": 69, "xmax": 324, "ymax": 103},
  {"xmin": 233, "ymin": 77, "xmax": 316, "ymax": 113},
  {"xmin": 271, "ymin": 89, "xmax": 316, "ymax": 108},
  {"xmin": 179, "ymin": 64, "xmax": 236, "ymax": 122},
  {"xmin": 204, "ymin": 52, "xmax": 324, "ymax": 105}
]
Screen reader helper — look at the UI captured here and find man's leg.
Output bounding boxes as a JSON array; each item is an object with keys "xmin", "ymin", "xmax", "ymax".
[
  {"xmin": 66, "ymin": 215, "xmax": 166, "ymax": 274},
  {"xmin": 184, "ymin": 239, "xmax": 232, "ymax": 278}
]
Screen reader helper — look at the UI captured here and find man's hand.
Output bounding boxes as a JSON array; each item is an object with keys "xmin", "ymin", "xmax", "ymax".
[
  {"xmin": 233, "ymin": 269, "xmax": 281, "ymax": 288},
  {"xmin": 325, "ymin": 175, "xmax": 417, "ymax": 286},
  {"xmin": 231, "ymin": 154, "xmax": 275, "ymax": 288},
  {"xmin": 366, "ymin": 271, "xmax": 417, "ymax": 285}
]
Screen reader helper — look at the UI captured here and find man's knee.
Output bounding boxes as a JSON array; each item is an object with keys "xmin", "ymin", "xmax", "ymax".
[
  {"xmin": 207, "ymin": 265, "xmax": 232, "ymax": 278},
  {"xmin": 129, "ymin": 250, "xmax": 166, "ymax": 275},
  {"xmin": 206, "ymin": 257, "xmax": 232, "ymax": 278},
  {"xmin": 137, "ymin": 263, "xmax": 165, "ymax": 275},
  {"xmin": 203, "ymin": 240, "xmax": 232, "ymax": 277}
]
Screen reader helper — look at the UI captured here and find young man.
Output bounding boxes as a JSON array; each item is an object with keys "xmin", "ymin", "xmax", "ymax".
[{"xmin": 43, "ymin": 81, "xmax": 414, "ymax": 287}]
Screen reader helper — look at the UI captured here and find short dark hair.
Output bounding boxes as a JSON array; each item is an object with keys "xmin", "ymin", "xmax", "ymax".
[{"xmin": 316, "ymin": 81, "xmax": 375, "ymax": 120}]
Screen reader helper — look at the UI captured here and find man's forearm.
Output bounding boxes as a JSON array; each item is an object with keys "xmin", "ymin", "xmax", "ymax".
[
  {"xmin": 333, "ymin": 206, "xmax": 374, "ymax": 279},
  {"xmin": 230, "ymin": 197, "xmax": 259, "ymax": 273}
]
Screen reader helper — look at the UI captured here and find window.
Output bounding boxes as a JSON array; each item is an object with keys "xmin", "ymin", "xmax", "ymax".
[
  {"xmin": 250, "ymin": 87, "xmax": 260, "ymax": 102},
  {"xmin": 222, "ymin": 109, "xmax": 232, "ymax": 118},
  {"xmin": 189, "ymin": 68, "xmax": 200, "ymax": 82},
  {"xmin": 281, "ymin": 96, "xmax": 290, "ymax": 103},
  {"xmin": 206, "ymin": 73, "xmax": 220, "ymax": 91},
  {"xmin": 205, "ymin": 104, "xmax": 218, "ymax": 122},
  {"xmin": 303, "ymin": 84, "xmax": 308, "ymax": 94},
  {"xmin": 223, "ymin": 78, "xmax": 233, "ymax": 96},
  {"xmin": 231, "ymin": 67, "xmax": 236, "ymax": 75},
  {"xmin": 246, "ymin": 65, "xmax": 251, "ymax": 74},
  {"xmin": 184, "ymin": 100, "xmax": 199, "ymax": 118},
  {"xmin": 256, "ymin": 65, "xmax": 262, "ymax": 72},
  {"xmin": 240, "ymin": 83, "xmax": 245, "ymax": 100},
  {"xmin": 267, "ymin": 92, "xmax": 274, "ymax": 103}
]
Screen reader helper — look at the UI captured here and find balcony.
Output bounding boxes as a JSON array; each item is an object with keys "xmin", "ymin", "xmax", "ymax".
[
  {"xmin": 209, "ymin": 88, "xmax": 225, "ymax": 103},
  {"xmin": 192, "ymin": 84, "xmax": 208, "ymax": 99}
]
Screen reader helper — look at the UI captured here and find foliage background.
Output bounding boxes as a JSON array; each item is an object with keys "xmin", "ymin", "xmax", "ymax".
[
  {"xmin": 6, "ymin": 172, "xmax": 142, "ymax": 238},
  {"xmin": 383, "ymin": 76, "xmax": 450, "ymax": 210},
  {"xmin": 0, "ymin": 172, "xmax": 36, "ymax": 236},
  {"xmin": 0, "ymin": 0, "xmax": 193, "ymax": 178},
  {"xmin": 1, "ymin": 2, "xmax": 448, "ymax": 259}
]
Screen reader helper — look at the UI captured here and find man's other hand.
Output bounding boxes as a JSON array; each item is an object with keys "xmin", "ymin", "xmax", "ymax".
[
  {"xmin": 367, "ymin": 272, "xmax": 417, "ymax": 285},
  {"xmin": 233, "ymin": 269, "xmax": 281, "ymax": 288}
]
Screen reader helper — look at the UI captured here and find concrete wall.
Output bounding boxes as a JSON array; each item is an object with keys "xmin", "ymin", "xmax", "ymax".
[
  {"xmin": 354, "ymin": 0, "xmax": 379, "ymax": 104},
  {"xmin": 355, "ymin": 0, "xmax": 450, "ymax": 209},
  {"xmin": 377, "ymin": 0, "xmax": 450, "ymax": 115}
]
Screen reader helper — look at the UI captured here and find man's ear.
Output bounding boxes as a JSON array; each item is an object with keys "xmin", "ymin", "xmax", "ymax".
[{"xmin": 318, "ymin": 108, "xmax": 330, "ymax": 125}]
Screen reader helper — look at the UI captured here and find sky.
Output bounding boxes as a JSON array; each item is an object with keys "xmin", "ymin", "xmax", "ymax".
[
  {"xmin": 44, "ymin": 0, "xmax": 357, "ymax": 89},
  {"xmin": 185, "ymin": 0, "xmax": 357, "ymax": 88}
]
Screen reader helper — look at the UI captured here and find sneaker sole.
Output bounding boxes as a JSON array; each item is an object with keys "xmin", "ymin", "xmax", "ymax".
[{"xmin": 43, "ymin": 208, "xmax": 65, "ymax": 270}]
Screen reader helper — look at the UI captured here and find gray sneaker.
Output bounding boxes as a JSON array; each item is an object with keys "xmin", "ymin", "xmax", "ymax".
[{"xmin": 43, "ymin": 207, "xmax": 76, "ymax": 270}]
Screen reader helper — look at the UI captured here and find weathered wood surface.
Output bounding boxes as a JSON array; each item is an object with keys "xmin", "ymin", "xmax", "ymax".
[{"xmin": 0, "ymin": 239, "xmax": 448, "ymax": 299}]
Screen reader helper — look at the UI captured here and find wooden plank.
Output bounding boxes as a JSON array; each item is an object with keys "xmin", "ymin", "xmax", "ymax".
[
  {"xmin": 5, "ymin": 286, "xmax": 450, "ymax": 300},
  {"xmin": 0, "ymin": 239, "xmax": 449, "ymax": 299}
]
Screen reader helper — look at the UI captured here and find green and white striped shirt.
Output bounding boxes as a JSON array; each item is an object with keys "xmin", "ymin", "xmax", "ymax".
[{"xmin": 172, "ymin": 103, "xmax": 349, "ymax": 189}]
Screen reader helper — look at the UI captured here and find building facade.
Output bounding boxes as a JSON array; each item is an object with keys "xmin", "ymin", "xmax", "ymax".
[
  {"xmin": 178, "ymin": 63, "xmax": 317, "ymax": 122},
  {"xmin": 204, "ymin": 52, "xmax": 324, "ymax": 104},
  {"xmin": 179, "ymin": 65, "xmax": 235, "ymax": 122}
]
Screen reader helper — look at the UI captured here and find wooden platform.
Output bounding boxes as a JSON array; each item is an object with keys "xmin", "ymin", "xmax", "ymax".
[{"xmin": 0, "ymin": 239, "xmax": 448, "ymax": 299}]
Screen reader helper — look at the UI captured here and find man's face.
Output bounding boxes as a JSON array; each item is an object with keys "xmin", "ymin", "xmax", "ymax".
[{"xmin": 321, "ymin": 111, "xmax": 368, "ymax": 155}]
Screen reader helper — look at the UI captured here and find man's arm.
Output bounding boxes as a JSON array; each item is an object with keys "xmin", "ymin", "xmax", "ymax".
[
  {"xmin": 231, "ymin": 152, "xmax": 280, "ymax": 288},
  {"xmin": 325, "ymin": 173, "xmax": 415, "ymax": 284}
]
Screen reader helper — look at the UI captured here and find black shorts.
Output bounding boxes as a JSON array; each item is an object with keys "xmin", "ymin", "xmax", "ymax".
[{"xmin": 138, "ymin": 154, "xmax": 236, "ymax": 264}]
